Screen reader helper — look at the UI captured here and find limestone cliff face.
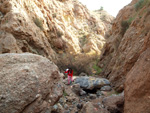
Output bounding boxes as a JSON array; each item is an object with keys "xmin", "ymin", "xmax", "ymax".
[
  {"xmin": 98, "ymin": 0, "xmax": 150, "ymax": 92},
  {"xmin": 0, "ymin": 0, "xmax": 113, "ymax": 61}
]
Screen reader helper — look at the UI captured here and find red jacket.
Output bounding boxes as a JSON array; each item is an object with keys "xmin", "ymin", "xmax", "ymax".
[{"xmin": 65, "ymin": 69, "xmax": 73, "ymax": 77}]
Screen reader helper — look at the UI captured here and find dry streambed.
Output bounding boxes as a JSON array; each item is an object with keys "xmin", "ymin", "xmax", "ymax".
[{"xmin": 52, "ymin": 76, "xmax": 124, "ymax": 113}]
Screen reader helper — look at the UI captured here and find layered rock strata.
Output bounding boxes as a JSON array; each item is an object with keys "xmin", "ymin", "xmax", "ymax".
[
  {"xmin": 0, "ymin": 0, "xmax": 113, "ymax": 61},
  {"xmin": 98, "ymin": 0, "xmax": 150, "ymax": 92}
]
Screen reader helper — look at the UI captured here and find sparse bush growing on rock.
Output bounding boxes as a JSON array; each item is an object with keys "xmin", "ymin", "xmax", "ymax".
[
  {"xmin": 135, "ymin": 0, "xmax": 144, "ymax": 11},
  {"xmin": 57, "ymin": 31, "xmax": 63, "ymax": 37},
  {"xmin": 79, "ymin": 35, "xmax": 87, "ymax": 47},
  {"xmin": 33, "ymin": 17, "xmax": 44, "ymax": 30},
  {"xmin": 135, "ymin": 0, "xmax": 149, "ymax": 11},
  {"xmin": 52, "ymin": 13, "xmax": 57, "ymax": 18},
  {"xmin": 121, "ymin": 20, "xmax": 129, "ymax": 36},
  {"xmin": 121, "ymin": 18, "xmax": 133, "ymax": 36},
  {"xmin": 121, "ymin": 16, "xmax": 135, "ymax": 36}
]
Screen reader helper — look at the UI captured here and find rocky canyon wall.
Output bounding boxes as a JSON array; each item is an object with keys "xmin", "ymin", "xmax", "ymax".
[
  {"xmin": 0, "ymin": 0, "xmax": 113, "ymax": 62},
  {"xmin": 98, "ymin": 0, "xmax": 150, "ymax": 112},
  {"xmin": 99, "ymin": 0, "xmax": 150, "ymax": 92}
]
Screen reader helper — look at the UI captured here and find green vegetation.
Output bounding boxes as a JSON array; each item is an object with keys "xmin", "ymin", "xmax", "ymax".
[
  {"xmin": 79, "ymin": 35, "xmax": 87, "ymax": 47},
  {"xmin": 121, "ymin": 2, "xmax": 149, "ymax": 36},
  {"xmin": 122, "ymin": 0, "xmax": 150, "ymax": 36},
  {"xmin": 135, "ymin": 0, "xmax": 144, "ymax": 11},
  {"xmin": 121, "ymin": 16, "xmax": 135, "ymax": 36},
  {"xmin": 128, "ymin": 17, "xmax": 135, "ymax": 25},
  {"xmin": 121, "ymin": 20, "xmax": 129, "ymax": 36},
  {"xmin": 52, "ymin": 13, "xmax": 57, "ymax": 18},
  {"xmin": 135, "ymin": 0, "xmax": 149, "ymax": 11},
  {"xmin": 4, "ymin": 19, "xmax": 8, "ymax": 23},
  {"xmin": 33, "ymin": 17, "xmax": 44, "ymax": 30},
  {"xmin": 93, "ymin": 63, "xmax": 102, "ymax": 75},
  {"xmin": 100, "ymin": 6, "xmax": 104, "ymax": 11},
  {"xmin": 63, "ymin": 90, "xmax": 68, "ymax": 96}
]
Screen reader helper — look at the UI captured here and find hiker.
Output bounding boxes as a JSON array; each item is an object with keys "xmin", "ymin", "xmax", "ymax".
[{"xmin": 65, "ymin": 68, "xmax": 73, "ymax": 85}]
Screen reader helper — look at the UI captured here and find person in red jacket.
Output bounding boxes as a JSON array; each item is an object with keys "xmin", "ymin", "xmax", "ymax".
[{"xmin": 65, "ymin": 68, "xmax": 73, "ymax": 85}]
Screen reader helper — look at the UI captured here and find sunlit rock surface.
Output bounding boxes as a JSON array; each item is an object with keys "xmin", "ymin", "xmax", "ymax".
[{"xmin": 0, "ymin": 0, "xmax": 113, "ymax": 61}]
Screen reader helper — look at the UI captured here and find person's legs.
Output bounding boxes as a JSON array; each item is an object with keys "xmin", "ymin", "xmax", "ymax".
[
  {"xmin": 68, "ymin": 76, "xmax": 71, "ymax": 84},
  {"xmin": 71, "ymin": 76, "xmax": 73, "ymax": 82}
]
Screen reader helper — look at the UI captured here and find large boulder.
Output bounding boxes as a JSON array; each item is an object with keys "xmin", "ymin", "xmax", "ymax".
[
  {"xmin": 74, "ymin": 76, "xmax": 110, "ymax": 90},
  {"xmin": 71, "ymin": 83, "xmax": 86, "ymax": 96},
  {"xmin": 0, "ymin": 53, "xmax": 63, "ymax": 113},
  {"xmin": 80, "ymin": 102, "xmax": 96, "ymax": 113},
  {"xmin": 102, "ymin": 92, "xmax": 124, "ymax": 113}
]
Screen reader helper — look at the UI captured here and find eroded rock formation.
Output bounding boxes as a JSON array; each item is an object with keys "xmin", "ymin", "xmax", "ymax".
[
  {"xmin": 98, "ymin": 0, "xmax": 150, "ymax": 112},
  {"xmin": 98, "ymin": 0, "xmax": 150, "ymax": 92},
  {"xmin": 0, "ymin": 0, "xmax": 113, "ymax": 61}
]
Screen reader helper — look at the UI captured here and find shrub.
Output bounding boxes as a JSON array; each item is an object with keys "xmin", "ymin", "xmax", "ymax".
[
  {"xmin": 33, "ymin": 17, "xmax": 44, "ymax": 30},
  {"xmin": 55, "ymin": 53, "xmax": 98, "ymax": 75},
  {"xmin": 121, "ymin": 16, "xmax": 135, "ymax": 36},
  {"xmin": 135, "ymin": 0, "xmax": 148, "ymax": 11},
  {"xmin": 135, "ymin": 0, "xmax": 144, "ymax": 10},
  {"xmin": 128, "ymin": 17, "xmax": 134, "ymax": 25},
  {"xmin": 79, "ymin": 35, "xmax": 87, "ymax": 47},
  {"xmin": 121, "ymin": 20, "xmax": 129, "ymax": 36},
  {"xmin": 63, "ymin": 90, "xmax": 68, "ymax": 96},
  {"xmin": 52, "ymin": 13, "xmax": 57, "ymax": 18},
  {"xmin": 93, "ymin": 63, "xmax": 102, "ymax": 75},
  {"xmin": 100, "ymin": 6, "xmax": 103, "ymax": 11}
]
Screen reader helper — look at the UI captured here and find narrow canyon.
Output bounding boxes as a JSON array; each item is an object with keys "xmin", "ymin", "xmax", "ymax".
[{"xmin": 0, "ymin": 0, "xmax": 150, "ymax": 113}]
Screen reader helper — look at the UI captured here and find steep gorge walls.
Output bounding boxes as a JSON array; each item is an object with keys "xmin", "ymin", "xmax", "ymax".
[
  {"xmin": 0, "ymin": 0, "xmax": 113, "ymax": 62},
  {"xmin": 124, "ymin": 48, "xmax": 150, "ymax": 113},
  {"xmin": 98, "ymin": 0, "xmax": 150, "ymax": 92}
]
